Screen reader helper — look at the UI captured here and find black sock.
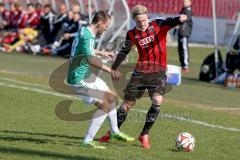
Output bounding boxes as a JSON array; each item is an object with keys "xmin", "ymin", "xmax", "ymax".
[
  {"xmin": 140, "ymin": 104, "xmax": 160, "ymax": 136},
  {"xmin": 117, "ymin": 106, "xmax": 128, "ymax": 128}
]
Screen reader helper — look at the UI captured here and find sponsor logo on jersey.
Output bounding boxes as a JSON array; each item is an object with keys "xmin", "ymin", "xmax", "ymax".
[{"xmin": 138, "ymin": 36, "xmax": 154, "ymax": 48}]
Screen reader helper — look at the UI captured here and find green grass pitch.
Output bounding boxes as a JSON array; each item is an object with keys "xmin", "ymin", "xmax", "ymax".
[{"xmin": 0, "ymin": 46, "xmax": 240, "ymax": 160}]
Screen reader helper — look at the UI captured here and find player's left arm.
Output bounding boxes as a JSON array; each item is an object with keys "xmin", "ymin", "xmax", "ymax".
[{"xmin": 155, "ymin": 15, "xmax": 188, "ymax": 30}]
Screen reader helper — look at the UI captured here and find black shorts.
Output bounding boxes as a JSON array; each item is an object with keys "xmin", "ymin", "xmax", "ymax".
[{"xmin": 123, "ymin": 70, "xmax": 167, "ymax": 101}]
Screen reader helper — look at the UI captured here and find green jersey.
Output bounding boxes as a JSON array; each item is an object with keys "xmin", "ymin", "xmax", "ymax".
[{"xmin": 67, "ymin": 27, "xmax": 96, "ymax": 84}]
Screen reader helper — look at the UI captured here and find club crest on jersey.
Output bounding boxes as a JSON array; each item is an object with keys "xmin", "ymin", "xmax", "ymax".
[
  {"xmin": 148, "ymin": 26, "xmax": 155, "ymax": 32},
  {"xmin": 138, "ymin": 36, "xmax": 154, "ymax": 48},
  {"xmin": 135, "ymin": 35, "xmax": 140, "ymax": 39}
]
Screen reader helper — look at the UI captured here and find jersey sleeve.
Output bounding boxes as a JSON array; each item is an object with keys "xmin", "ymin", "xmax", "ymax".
[
  {"xmin": 154, "ymin": 16, "xmax": 182, "ymax": 31},
  {"xmin": 112, "ymin": 32, "xmax": 133, "ymax": 70}
]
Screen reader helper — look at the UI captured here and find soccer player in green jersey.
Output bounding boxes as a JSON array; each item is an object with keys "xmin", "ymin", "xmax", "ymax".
[{"xmin": 67, "ymin": 11, "xmax": 134, "ymax": 149}]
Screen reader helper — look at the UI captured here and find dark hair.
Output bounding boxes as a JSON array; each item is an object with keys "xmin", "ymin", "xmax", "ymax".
[
  {"xmin": 0, "ymin": 3, "xmax": 4, "ymax": 6},
  {"xmin": 43, "ymin": 4, "xmax": 51, "ymax": 9},
  {"xmin": 35, "ymin": 3, "xmax": 41, "ymax": 8},
  {"xmin": 14, "ymin": 2, "xmax": 20, "ymax": 9},
  {"xmin": 91, "ymin": 11, "xmax": 111, "ymax": 24},
  {"xmin": 27, "ymin": 3, "xmax": 34, "ymax": 8}
]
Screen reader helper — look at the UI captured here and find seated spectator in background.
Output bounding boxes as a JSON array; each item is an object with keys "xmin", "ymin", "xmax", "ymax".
[
  {"xmin": 83, "ymin": 4, "xmax": 96, "ymax": 22},
  {"xmin": 35, "ymin": 3, "xmax": 43, "ymax": 26},
  {"xmin": 225, "ymin": 34, "xmax": 240, "ymax": 73},
  {"xmin": 71, "ymin": 4, "xmax": 88, "ymax": 25},
  {"xmin": 37, "ymin": 4, "xmax": 55, "ymax": 46},
  {"xmin": 51, "ymin": 4, "xmax": 68, "ymax": 38},
  {"xmin": 35, "ymin": 3, "xmax": 43, "ymax": 16},
  {"xmin": 19, "ymin": 3, "xmax": 39, "ymax": 29},
  {"xmin": 0, "ymin": 3, "xmax": 22, "ymax": 49},
  {"xmin": 6, "ymin": 3, "xmax": 23, "ymax": 30},
  {"xmin": 212, "ymin": 34, "xmax": 240, "ymax": 84},
  {"xmin": 2, "ymin": 28, "xmax": 38, "ymax": 52},
  {"xmin": 50, "ymin": 10, "xmax": 74, "ymax": 49},
  {"xmin": 42, "ymin": 12, "xmax": 81, "ymax": 58},
  {"xmin": 72, "ymin": 4, "xmax": 80, "ymax": 13},
  {"xmin": 0, "ymin": 3, "xmax": 9, "ymax": 30}
]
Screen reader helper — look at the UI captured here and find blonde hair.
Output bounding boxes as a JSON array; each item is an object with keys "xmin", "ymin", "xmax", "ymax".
[{"xmin": 131, "ymin": 5, "xmax": 148, "ymax": 19}]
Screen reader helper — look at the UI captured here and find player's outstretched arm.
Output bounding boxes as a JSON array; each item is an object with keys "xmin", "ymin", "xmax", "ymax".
[
  {"xmin": 94, "ymin": 49, "xmax": 114, "ymax": 59},
  {"xmin": 155, "ymin": 14, "xmax": 188, "ymax": 29},
  {"xmin": 112, "ymin": 34, "xmax": 133, "ymax": 70},
  {"xmin": 87, "ymin": 55, "xmax": 122, "ymax": 79}
]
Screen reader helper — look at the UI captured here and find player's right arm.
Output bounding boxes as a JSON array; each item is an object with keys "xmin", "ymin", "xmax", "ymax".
[
  {"xmin": 111, "ymin": 33, "xmax": 133, "ymax": 70},
  {"xmin": 81, "ymin": 38, "xmax": 121, "ymax": 78}
]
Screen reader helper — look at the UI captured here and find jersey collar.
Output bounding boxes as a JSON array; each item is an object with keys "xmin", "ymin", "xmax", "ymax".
[{"xmin": 87, "ymin": 26, "xmax": 96, "ymax": 38}]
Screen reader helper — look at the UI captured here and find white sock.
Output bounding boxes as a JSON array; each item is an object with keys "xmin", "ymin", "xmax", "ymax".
[
  {"xmin": 84, "ymin": 109, "xmax": 108, "ymax": 143},
  {"xmin": 107, "ymin": 102, "xmax": 120, "ymax": 134}
]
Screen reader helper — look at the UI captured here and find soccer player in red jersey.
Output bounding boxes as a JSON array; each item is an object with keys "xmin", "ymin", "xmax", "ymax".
[{"xmin": 99, "ymin": 5, "xmax": 187, "ymax": 148}]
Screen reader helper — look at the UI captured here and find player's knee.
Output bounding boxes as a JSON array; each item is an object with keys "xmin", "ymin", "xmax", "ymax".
[
  {"xmin": 105, "ymin": 92, "xmax": 117, "ymax": 104},
  {"xmin": 97, "ymin": 99, "xmax": 111, "ymax": 113},
  {"xmin": 122, "ymin": 100, "xmax": 135, "ymax": 112},
  {"xmin": 108, "ymin": 94, "xmax": 117, "ymax": 104},
  {"xmin": 152, "ymin": 95, "xmax": 163, "ymax": 105}
]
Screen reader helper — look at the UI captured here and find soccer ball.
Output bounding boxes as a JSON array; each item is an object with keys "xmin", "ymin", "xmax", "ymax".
[{"xmin": 176, "ymin": 132, "xmax": 195, "ymax": 152}]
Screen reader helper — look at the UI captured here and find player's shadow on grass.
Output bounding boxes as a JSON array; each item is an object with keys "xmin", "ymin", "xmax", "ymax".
[
  {"xmin": 0, "ymin": 135, "xmax": 52, "ymax": 144},
  {"xmin": 0, "ymin": 130, "xmax": 82, "ymax": 140},
  {"xmin": 0, "ymin": 130, "xmax": 84, "ymax": 146},
  {"xmin": 0, "ymin": 145, "xmax": 111, "ymax": 160}
]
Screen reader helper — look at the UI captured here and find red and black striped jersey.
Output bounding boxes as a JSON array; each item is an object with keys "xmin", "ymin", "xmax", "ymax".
[
  {"xmin": 0, "ymin": 9, "xmax": 10, "ymax": 21},
  {"xmin": 112, "ymin": 16, "xmax": 182, "ymax": 73}
]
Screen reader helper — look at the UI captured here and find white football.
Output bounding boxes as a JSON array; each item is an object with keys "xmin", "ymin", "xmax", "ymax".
[{"xmin": 176, "ymin": 132, "xmax": 195, "ymax": 152}]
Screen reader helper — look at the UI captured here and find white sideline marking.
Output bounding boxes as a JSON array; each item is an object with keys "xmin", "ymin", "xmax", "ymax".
[
  {"xmin": 0, "ymin": 69, "xmax": 29, "ymax": 75},
  {"xmin": 0, "ymin": 77, "xmax": 49, "ymax": 89},
  {"xmin": 0, "ymin": 82, "xmax": 79, "ymax": 100},
  {"xmin": 132, "ymin": 109, "xmax": 240, "ymax": 132},
  {"xmin": 0, "ymin": 80, "xmax": 240, "ymax": 132}
]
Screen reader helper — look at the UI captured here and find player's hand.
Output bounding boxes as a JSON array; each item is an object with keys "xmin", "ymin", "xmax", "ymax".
[
  {"xmin": 101, "ymin": 51, "xmax": 115, "ymax": 59},
  {"xmin": 179, "ymin": 14, "xmax": 187, "ymax": 22},
  {"xmin": 111, "ymin": 70, "xmax": 122, "ymax": 81},
  {"xmin": 63, "ymin": 33, "xmax": 71, "ymax": 40}
]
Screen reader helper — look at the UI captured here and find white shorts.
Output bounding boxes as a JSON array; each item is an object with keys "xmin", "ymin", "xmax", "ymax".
[{"xmin": 70, "ymin": 74, "xmax": 109, "ymax": 105}]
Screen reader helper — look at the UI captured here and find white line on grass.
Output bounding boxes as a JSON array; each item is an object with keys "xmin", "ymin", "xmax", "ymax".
[
  {"xmin": 132, "ymin": 109, "xmax": 240, "ymax": 132},
  {"xmin": 0, "ymin": 81, "xmax": 240, "ymax": 132},
  {"xmin": 0, "ymin": 77, "xmax": 49, "ymax": 89},
  {"xmin": 0, "ymin": 69, "xmax": 29, "ymax": 75},
  {"xmin": 0, "ymin": 82, "xmax": 78, "ymax": 100}
]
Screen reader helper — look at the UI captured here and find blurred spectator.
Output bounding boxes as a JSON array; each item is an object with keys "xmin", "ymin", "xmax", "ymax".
[
  {"xmin": 42, "ymin": 12, "xmax": 81, "ymax": 58},
  {"xmin": 72, "ymin": 4, "xmax": 80, "ymax": 13},
  {"xmin": 19, "ymin": 3, "xmax": 39, "ymax": 28},
  {"xmin": 37, "ymin": 4, "xmax": 55, "ymax": 46},
  {"xmin": 211, "ymin": 34, "xmax": 240, "ymax": 84},
  {"xmin": 35, "ymin": 3, "xmax": 43, "ymax": 30},
  {"xmin": 82, "ymin": 4, "xmax": 96, "ymax": 22},
  {"xmin": 177, "ymin": 0, "xmax": 193, "ymax": 72},
  {"xmin": 0, "ymin": 3, "xmax": 9, "ymax": 30},
  {"xmin": 3, "ymin": 28, "xmax": 38, "ymax": 52},
  {"xmin": 52, "ymin": 4, "xmax": 68, "ymax": 38},
  {"xmin": 225, "ymin": 34, "xmax": 240, "ymax": 73},
  {"xmin": 7, "ymin": 3, "xmax": 23, "ymax": 30}
]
